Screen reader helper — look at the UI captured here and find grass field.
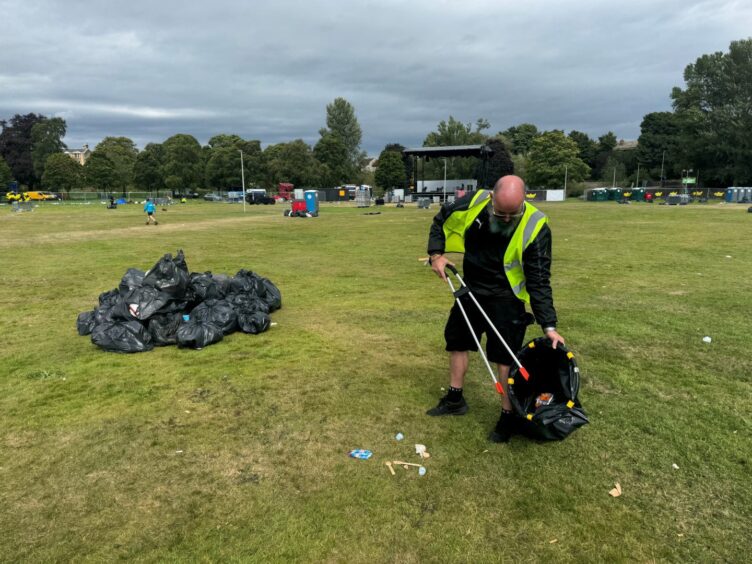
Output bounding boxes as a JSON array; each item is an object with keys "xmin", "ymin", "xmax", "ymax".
[{"xmin": 0, "ymin": 199, "xmax": 750, "ymax": 562}]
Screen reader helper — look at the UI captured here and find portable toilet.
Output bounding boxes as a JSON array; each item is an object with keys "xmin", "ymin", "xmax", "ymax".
[
  {"xmin": 607, "ymin": 188, "xmax": 622, "ymax": 201},
  {"xmin": 304, "ymin": 190, "xmax": 319, "ymax": 213},
  {"xmin": 631, "ymin": 188, "xmax": 646, "ymax": 201}
]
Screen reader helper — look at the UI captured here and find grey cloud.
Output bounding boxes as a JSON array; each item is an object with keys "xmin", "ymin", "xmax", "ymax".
[{"xmin": 0, "ymin": 0, "xmax": 749, "ymax": 153}]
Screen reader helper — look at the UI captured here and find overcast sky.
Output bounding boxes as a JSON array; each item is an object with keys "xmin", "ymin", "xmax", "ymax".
[{"xmin": 1, "ymin": 0, "xmax": 749, "ymax": 154}]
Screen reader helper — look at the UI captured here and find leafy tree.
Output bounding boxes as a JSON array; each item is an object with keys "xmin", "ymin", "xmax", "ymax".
[
  {"xmin": 637, "ymin": 112, "xmax": 680, "ymax": 183},
  {"xmin": 320, "ymin": 97, "xmax": 364, "ymax": 174},
  {"xmin": 133, "ymin": 144, "xmax": 164, "ymax": 192},
  {"xmin": 84, "ymin": 152, "xmax": 117, "ymax": 191},
  {"xmin": 424, "ymin": 116, "xmax": 487, "ymax": 147},
  {"xmin": 671, "ymin": 38, "xmax": 752, "ymax": 185},
  {"xmin": 597, "ymin": 132, "xmax": 618, "ymax": 153},
  {"xmin": 500, "ymin": 123, "xmax": 540, "ymax": 155},
  {"xmin": 0, "ymin": 155, "xmax": 13, "ymax": 189},
  {"xmin": 601, "ymin": 155, "xmax": 627, "ymax": 187},
  {"xmin": 423, "ymin": 116, "xmax": 490, "ymax": 180},
  {"xmin": 0, "ymin": 113, "xmax": 47, "ymax": 187},
  {"xmin": 162, "ymin": 134, "xmax": 204, "ymax": 191},
  {"xmin": 42, "ymin": 153, "xmax": 81, "ymax": 193},
  {"xmin": 314, "ymin": 133, "xmax": 349, "ymax": 187},
  {"xmin": 93, "ymin": 137, "xmax": 138, "ymax": 194},
  {"xmin": 265, "ymin": 140, "xmax": 323, "ymax": 187},
  {"xmin": 204, "ymin": 136, "xmax": 264, "ymax": 190},
  {"xmin": 207, "ymin": 134, "xmax": 245, "ymax": 149},
  {"xmin": 374, "ymin": 150, "xmax": 406, "ymax": 191},
  {"xmin": 526, "ymin": 131, "xmax": 590, "ymax": 189},
  {"xmin": 567, "ymin": 130, "xmax": 597, "ymax": 168},
  {"xmin": 477, "ymin": 137, "xmax": 514, "ymax": 186},
  {"xmin": 31, "ymin": 117, "xmax": 67, "ymax": 179},
  {"xmin": 381, "ymin": 142, "xmax": 413, "ymax": 186}
]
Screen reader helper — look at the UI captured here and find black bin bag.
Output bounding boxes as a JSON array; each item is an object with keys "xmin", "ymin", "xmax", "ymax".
[
  {"xmin": 237, "ymin": 311, "xmax": 271, "ymax": 334},
  {"xmin": 148, "ymin": 313, "xmax": 183, "ymax": 346},
  {"xmin": 507, "ymin": 337, "xmax": 589, "ymax": 440},
  {"xmin": 191, "ymin": 299, "xmax": 237, "ymax": 335},
  {"xmin": 143, "ymin": 250, "xmax": 189, "ymax": 298},
  {"xmin": 91, "ymin": 319, "xmax": 154, "ymax": 353},
  {"xmin": 176, "ymin": 319, "xmax": 223, "ymax": 349}
]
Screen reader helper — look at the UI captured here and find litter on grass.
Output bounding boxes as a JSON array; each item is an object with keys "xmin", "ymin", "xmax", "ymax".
[
  {"xmin": 349, "ymin": 449, "xmax": 373, "ymax": 460},
  {"xmin": 703, "ymin": 336, "xmax": 712, "ymax": 343},
  {"xmin": 609, "ymin": 483, "xmax": 622, "ymax": 497},
  {"xmin": 395, "ymin": 433, "xmax": 404, "ymax": 441},
  {"xmin": 672, "ymin": 463, "xmax": 680, "ymax": 469}
]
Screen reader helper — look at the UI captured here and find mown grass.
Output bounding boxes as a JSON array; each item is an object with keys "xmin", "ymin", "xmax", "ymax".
[{"xmin": 0, "ymin": 199, "xmax": 750, "ymax": 562}]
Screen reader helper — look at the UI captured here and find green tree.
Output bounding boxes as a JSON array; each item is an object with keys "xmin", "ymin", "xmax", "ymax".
[
  {"xmin": 314, "ymin": 133, "xmax": 349, "ymax": 187},
  {"xmin": 526, "ymin": 131, "xmax": 590, "ymax": 189},
  {"xmin": 637, "ymin": 112, "xmax": 680, "ymax": 182},
  {"xmin": 601, "ymin": 155, "xmax": 627, "ymax": 187},
  {"xmin": 476, "ymin": 137, "xmax": 514, "ymax": 187},
  {"xmin": 671, "ymin": 38, "xmax": 752, "ymax": 185},
  {"xmin": 93, "ymin": 137, "xmax": 138, "ymax": 194},
  {"xmin": 500, "ymin": 123, "xmax": 540, "ymax": 155},
  {"xmin": 265, "ymin": 140, "xmax": 323, "ymax": 187},
  {"xmin": 0, "ymin": 155, "xmax": 13, "ymax": 189},
  {"xmin": 31, "ymin": 117, "xmax": 67, "ymax": 180},
  {"xmin": 0, "ymin": 113, "xmax": 47, "ymax": 187},
  {"xmin": 320, "ymin": 97, "xmax": 364, "ymax": 175},
  {"xmin": 597, "ymin": 132, "xmax": 618, "ymax": 153},
  {"xmin": 204, "ymin": 136, "xmax": 264, "ymax": 190},
  {"xmin": 567, "ymin": 130, "xmax": 597, "ymax": 168},
  {"xmin": 84, "ymin": 152, "xmax": 117, "ymax": 191},
  {"xmin": 162, "ymin": 134, "xmax": 204, "ymax": 191},
  {"xmin": 423, "ymin": 116, "xmax": 490, "ymax": 180},
  {"xmin": 374, "ymin": 150, "xmax": 406, "ymax": 191},
  {"xmin": 42, "ymin": 153, "xmax": 81, "ymax": 193},
  {"xmin": 133, "ymin": 144, "xmax": 164, "ymax": 192}
]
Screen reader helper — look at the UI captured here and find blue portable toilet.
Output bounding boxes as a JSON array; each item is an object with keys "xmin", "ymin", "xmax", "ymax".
[
  {"xmin": 725, "ymin": 188, "xmax": 734, "ymax": 202},
  {"xmin": 304, "ymin": 190, "xmax": 319, "ymax": 214}
]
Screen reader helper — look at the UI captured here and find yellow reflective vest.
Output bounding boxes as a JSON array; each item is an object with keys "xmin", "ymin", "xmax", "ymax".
[{"xmin": 441, "ymin": 190, "xmax": 549, "ymax": 304}]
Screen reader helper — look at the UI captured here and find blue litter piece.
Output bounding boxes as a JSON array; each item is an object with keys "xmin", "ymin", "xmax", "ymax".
[{"xmin": 348, "ymin": 449, "xmax": 373, "ymax": 460}]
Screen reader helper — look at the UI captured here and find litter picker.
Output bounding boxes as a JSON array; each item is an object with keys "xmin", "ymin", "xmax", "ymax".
[{"xmin": 443, "ymin": 264, "xmax": 531, "ymax": 395}]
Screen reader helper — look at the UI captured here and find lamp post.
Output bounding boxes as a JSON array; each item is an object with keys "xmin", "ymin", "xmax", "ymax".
[
  {"xmin": 563, "ymin": 164, "xmax": 568, "ymax": 198},
  {"xmin": 660, "ymin": 150, "xmax": 665, "ymax": 187},
  {"xmin": 443, "ymin": 158, "xmax": 447, "ymax": 203},
  {"xmin": 239, "ymin": 149, "xmax": 246, "ymax": 213}
]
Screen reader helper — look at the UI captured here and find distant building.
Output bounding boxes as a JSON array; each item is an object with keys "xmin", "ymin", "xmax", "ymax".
[
  {"xmin": 364, "ymin": 157, "xmax": 378, "ymax": 172},
  {"xmin": 614, "ymin": 139, "xmax": 638, "ymax": 151},
  {"xmin": 64, "ymin": 144, "xmax": 92, "ymax": 165}
]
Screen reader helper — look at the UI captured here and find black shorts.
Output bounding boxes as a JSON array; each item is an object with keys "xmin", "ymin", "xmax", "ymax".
[
  {"xmin": 444, "ymin": 296, "xmax": 528, "ymax": 365},
  {"xmin": 147, "ymin": 212, "xmax": 154, "ymax": 216}
]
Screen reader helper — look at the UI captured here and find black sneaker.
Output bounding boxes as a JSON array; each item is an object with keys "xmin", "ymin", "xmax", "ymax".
[
  {"xmin": 488, "ymin": 410, "xmax": 516, "ymax": 443},
  {"xmin": 426, "ymin": 395, "xmax": 468, "ymax": 416}
]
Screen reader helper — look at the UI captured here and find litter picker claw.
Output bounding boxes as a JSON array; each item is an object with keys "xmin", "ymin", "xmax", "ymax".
[{"xmin": 444, "ymin": 264, "xmax": 531, "ymax": 387}]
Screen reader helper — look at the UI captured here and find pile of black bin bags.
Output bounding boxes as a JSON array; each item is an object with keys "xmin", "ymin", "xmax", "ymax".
[{"xmin": 76, "ymin": 250, "xmax": 281, "ymax": 352}]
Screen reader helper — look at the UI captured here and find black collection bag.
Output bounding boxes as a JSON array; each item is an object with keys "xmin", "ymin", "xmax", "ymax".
[
  {"xmin": 91, "ymin": 319, "xmax": 154, "ymax": 353},
  {"xmin": 507, "ymin": 337, "xmax": 589, "ymax": 440}
]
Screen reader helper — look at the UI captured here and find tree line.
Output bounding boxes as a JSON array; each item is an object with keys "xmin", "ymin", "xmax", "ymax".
[{"xmin": 0, "ymin": 97, "xmax": 366, "ymax": 195}]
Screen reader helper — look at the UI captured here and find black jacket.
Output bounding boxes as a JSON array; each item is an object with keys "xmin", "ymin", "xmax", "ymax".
[{"xmin": 427, "ymin": 194, "xmax": 557, "ymax": 329}]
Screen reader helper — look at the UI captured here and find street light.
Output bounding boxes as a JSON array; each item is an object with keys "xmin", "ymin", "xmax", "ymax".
[
  {"xmin": 239, "ymin": 149, "xmax": 246, "ymax": 213},
  {"xmin": 443, "ymin": 158, "xmax": 447, "ymax": 203}
]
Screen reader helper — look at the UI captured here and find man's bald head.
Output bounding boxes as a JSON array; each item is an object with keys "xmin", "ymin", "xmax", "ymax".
[{"xmin": 492, "ymin": 175, "xmax": 526, "ymax": 217}]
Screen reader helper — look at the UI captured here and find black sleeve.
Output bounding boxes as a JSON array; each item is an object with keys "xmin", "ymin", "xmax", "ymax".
[
  {"xmin": 522, "ymin": 223, "xmax": 558, "ymax": 329},
  {"xmin": 427, "ymin": 193, "xmax": 475, "ymax": 255}
]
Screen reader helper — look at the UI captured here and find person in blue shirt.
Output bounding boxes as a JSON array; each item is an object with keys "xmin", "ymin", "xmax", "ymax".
[{"xmin": 144, "ymin": 198, "xmax": 158, "ymax": 225}]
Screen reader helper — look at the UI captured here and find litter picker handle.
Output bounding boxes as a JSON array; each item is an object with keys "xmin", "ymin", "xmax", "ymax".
[{"xmin": 445, "ymin": 263, "xmax": 459, "ymax": 276}]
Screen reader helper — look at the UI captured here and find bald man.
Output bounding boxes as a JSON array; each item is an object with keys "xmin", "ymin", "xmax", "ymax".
[{"xmin": 426, "ymin": 175, "xmax": 564, "ymax": 443}]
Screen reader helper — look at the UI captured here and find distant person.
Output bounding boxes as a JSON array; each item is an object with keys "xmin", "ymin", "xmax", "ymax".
[
  {"xmin": 426, "ymin": 175, "xmax": 563, "ymax": 443},
  {"xmin": 144, "ymin": 198, "xmax": 158, "ymax": 225}
]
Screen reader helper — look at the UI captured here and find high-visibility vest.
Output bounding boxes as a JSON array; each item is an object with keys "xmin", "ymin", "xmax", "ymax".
[{"xmin": 442, "ymin": 190, "xmax": 549, "ymax": 303}]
